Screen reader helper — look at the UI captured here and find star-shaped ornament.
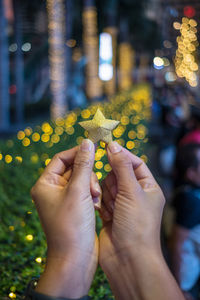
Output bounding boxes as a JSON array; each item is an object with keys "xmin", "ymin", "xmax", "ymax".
[{"xmin": 79, "ymin": 108, "xmax": 120, "ymax": 144}]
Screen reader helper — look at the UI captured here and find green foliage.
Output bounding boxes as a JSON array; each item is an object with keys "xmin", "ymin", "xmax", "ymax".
[{"xmin": 0, "ymin": 85, "xmax": 151, "ymax": 299}]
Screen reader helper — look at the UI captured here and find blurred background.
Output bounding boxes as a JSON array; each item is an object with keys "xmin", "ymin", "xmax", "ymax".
[{"xmin": 1, "ymin": 0, "xmax": 200, "ymax": 299}]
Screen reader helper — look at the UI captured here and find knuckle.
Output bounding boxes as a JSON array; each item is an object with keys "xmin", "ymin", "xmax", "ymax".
[
  {"xmin": 113, "ymin": 153, "xmax": 132, "ymax": 168},
  {"xmin": 74, "ymin": 154, "xmax": 92, "ymax": 169}
]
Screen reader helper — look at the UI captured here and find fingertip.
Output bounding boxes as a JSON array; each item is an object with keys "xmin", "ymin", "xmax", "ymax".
[{"xmin": 107, "ymin": 141, "xmax": 122, "ymax": 154}]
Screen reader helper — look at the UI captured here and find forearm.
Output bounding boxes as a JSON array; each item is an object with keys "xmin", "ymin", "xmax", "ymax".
[{"xmin": 105, "ymin": 248, "xmax": 185, "ymax": 300}]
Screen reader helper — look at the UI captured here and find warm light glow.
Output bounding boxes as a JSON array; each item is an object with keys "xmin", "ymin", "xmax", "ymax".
[
  {"xmin": 96, "ymin": 171, "xmax": 102, "ymax": 180},
  {"xmin": 173, "ymin": 22, "xmax": 181, "ymax": 30},
  {"xmin": 153, "ymin": 57, "xmax": 164, "ymax": 69},
  {"xmin": 9, "ymin": 292, "xmax": 16, "ymax": 299},
  {"xmin": 5, "ymin": 155, "xmax": 12, "ymax": 164},
  {"xmin": 174, "ymin": 18, "xmax": 199, "ymax": 86},
  {"xmin": 17, "ymin": 131, "xmax": 25, "ymax": 140},
  {"xmin": 26, "ymin": 234, "xmax": 33, "ymax": 241},
  {"xmin": 35, "ymin": 257, "xmax": 42, "ymax": 263}
]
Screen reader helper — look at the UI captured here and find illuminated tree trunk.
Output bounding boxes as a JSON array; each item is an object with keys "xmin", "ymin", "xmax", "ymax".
[
  {"xmin": 47, "ymin": 0, "xmax": 67, "ymax": 120},
  {"xmin": 0, "ymin": 0, "xmax": 10, "ymax": 129},
  {"xmin": 83, "ymin": 0, "xmax": 102, "ymax": 101},
  {"xmin": 104, "ymin": 0, "xmax": 118, "ymax": 96},
  {"xmin": 118, "ymin": 18, "xmax": 134, "ymax": 91},
  {"xmin": 65, "ymin": 0, "xmax": 73, "ymax": 101},
  {"xmin": 13, "ymin": 0, "xmax": 24, "ymax": 125}
]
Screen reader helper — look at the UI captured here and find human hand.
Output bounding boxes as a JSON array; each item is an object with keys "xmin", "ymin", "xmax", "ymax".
[
  {"xmin": 31, "ymin": 139, "xmax": 100, "ymax": 298},
  {"xmin": 99, "ymin": 142, "xmax": 184, "ymax": 300},
  {"xmin": 99, "ymin": 141, "xmax": 165, "ymax": 268}
]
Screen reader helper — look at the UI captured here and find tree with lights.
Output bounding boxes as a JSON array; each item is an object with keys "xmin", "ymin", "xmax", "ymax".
[
  {"xmin": 47, "ymin": 0, "xmax": 68, "ymax": 120},
  {"xmin": 83, "ymin": 0, "xmax": 102, "ymax": 101}
]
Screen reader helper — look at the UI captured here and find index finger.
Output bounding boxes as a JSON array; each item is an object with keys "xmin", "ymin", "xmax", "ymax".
[{"xmin": 43, "ymin": 146, "xmax": 79, "ymax": 177}]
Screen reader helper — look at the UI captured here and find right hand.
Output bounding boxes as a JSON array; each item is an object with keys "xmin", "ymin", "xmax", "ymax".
[{"xmin": 99, "ymin": 141, "xmax": 165, "ymax": 272}]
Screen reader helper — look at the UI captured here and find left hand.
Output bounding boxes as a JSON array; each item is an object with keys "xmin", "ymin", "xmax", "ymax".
[{"xmin": 31, "ymin": 139, "xmax": 100, "ymax": 299}]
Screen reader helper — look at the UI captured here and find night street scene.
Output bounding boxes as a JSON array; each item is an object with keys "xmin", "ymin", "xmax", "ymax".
[{"xmin": 0, "ymin": 0, "xmax": 200, "ymax": 299}]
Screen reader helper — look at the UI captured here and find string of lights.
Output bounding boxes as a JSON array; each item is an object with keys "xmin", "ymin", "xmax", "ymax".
[{"xmin": 174, "ymin": 17, "xmax": 199, "ymax": 87}]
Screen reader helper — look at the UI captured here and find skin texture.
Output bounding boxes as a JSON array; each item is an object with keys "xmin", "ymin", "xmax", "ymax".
[
  {"xmin": 31, "ymin": 140, "xmax": 184, "ymax": 300},
  {"xmin": 31, "ymin": 140, "xmax": 101, "ymax": 298},
  {"xmin": 99, "ymin": 142, "xmax": 185, "ymax": 300}
]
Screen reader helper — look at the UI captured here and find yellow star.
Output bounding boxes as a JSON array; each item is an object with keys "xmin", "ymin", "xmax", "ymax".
[{"xmin": 79, "ymin": 108, "xmax": 120, "ymax": 143}]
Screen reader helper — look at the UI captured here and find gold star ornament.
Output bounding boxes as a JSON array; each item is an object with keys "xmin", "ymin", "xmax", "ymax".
[{"xmin": 79, "ymin": 108, "xmax": 120, "ymax": 144}]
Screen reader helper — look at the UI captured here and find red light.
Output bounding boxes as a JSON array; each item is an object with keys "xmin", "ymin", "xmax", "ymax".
[
  {"xmin": 9, "ymin": 85, "xmax": 17, "ymax": 94},
  {"xmin": 184, "ymin": 6, "xmax": 196, "ymax": 18}
]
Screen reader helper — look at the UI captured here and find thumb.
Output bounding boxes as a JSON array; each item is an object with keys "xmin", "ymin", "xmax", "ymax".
[
  {"xmin": 70, "ymin": 139, "xmax": 95, "ymax": 190},
  {"xmin": 107, "ymin": 141, "xmax": 141, "ymax": 194}
]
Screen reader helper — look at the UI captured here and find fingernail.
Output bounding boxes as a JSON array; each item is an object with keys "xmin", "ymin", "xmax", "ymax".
[
  {"xmin": 95, "ymin": 182, "xmax": 101, "ymax": 194},
  {"xmin": 81, "ymin": 139, "xmax": 93, "ymax": 152},
  {"xmin": 108, "ymin": 141, "xmax": 121, "ymax": 154}
]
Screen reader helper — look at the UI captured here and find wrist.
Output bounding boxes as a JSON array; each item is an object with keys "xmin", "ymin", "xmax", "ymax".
[
  {"xmin": 36, "ymin": 253, "xmax": 95, "ymax": 299},
  {"xmin": 104, "ymin": 247, "xmax": 184, "ymax": 300}
]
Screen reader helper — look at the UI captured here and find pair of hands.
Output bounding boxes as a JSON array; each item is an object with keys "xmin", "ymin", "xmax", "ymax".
[{"xmin": 31, "ymin": 139, "xmax": 168, "ymax": 299}]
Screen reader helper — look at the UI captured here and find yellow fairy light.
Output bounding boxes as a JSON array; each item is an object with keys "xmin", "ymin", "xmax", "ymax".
[
  {"xmin": 96, "ymin": 172, "xmax": 102, "ymax": 180},
  {"xmin": 137, "ymin": 132, "xmax": 145, "ymax": 139},
  {"xmin": 32, "ymin": 132, "xmax": 40, "ymax": 142},
  {"xmin": 42, "ymin": 122, "xmax": 52, "ymax": 133},
  {"xmin": 95, "ymin": 161, "xmax": 103, "ymax": 169},
  {"xmin": 128, "ymin": 130, "xmax": 136, "ymax": 139},
  {"xmin": 0, "ymin": 153, "xmax": 3, "ymax": 160},
  {"xmin": 121, "ymin": 116, "xmax": 129, "ymax": 125},
  {"xmin": 65, "ymin": 127, "xmax": 74, "ymax": 135},
  {"xmin": 22, "ymin": 137, "xmax": 30, "ymax": 147},
  {"xmin": 104, "ymin": 163, "xmax": 112, "ymax": 172},
  {"xmin": 17, "ymin": 131, "xmax": 25, "ymax": 140},
  {"xmin": 55, "ymin": 126, "xmax": 64, "ymax": 135},
  {"xmin": 81, "ymin": 109, "xmax": 91, "ymax": 119},
  {"xmin": 126, "ymin": 141, "xmax": 135, "ymax": 150},
  {"xmin": 51, "ymin": 134, "xmax": 60, "ymax": 143},
  {"xmin": 100, "ymin": 141, "xmax": 105, "ymax": 148},
  {"xmin": 26, "ymin": 234, "xmax": 33, "ymax": 241},
  {"xmin": 15, "ymin": 156, "xmax": 23, "ymax": 163},
  {"xmin": 5, "ymin": 155, "xmax": 12, "ymax": 164},
  {"xmin": 41, "ymin": 134, "xmax": 50, "ymax": 143},
  {"xmin": 35, "ymin": 257, "xmax": 42, "ymax": 263},
  {"xmin": 45, "ymin": 158, "xmax": 51, "ymax": 166},
  {"xmin": 24, "ymin": 127, "xmax": 32, "ymax": 136},
  {"xmin": 9, "ymin": 226, "xmax": 15, "ymax": 231},
  {"xmin": 9, "ymin": 292, "xmax": 16, "ymax": 299},
  {"xmin": 56, "ymin": 118, "xmax": 65, "ymax": 127},
  {"xmin": 27, "ymin": 211, "xmax": 32, "ymax": 215}
]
